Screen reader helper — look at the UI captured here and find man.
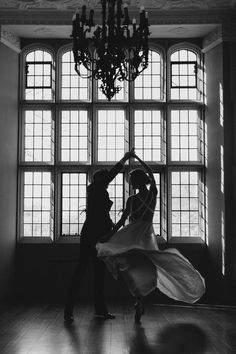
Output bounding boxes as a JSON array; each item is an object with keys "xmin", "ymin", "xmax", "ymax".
[{"xmin": 64, "ymin": 148, "xmax": 134, "ymax": 323}]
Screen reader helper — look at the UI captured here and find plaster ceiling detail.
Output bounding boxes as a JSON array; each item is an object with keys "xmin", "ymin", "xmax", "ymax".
[
  {"xmin": 0, "ymin": 0, "xmax": 236, "ymax": 10},
  {"xmin": 0, "ymin": 25, "xmax": 21, "ymax": 52}
]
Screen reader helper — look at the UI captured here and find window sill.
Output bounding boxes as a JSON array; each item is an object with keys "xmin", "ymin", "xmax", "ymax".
[
  {"xmin": 56, "ymin": 236, "xmax": 81, "ymax": 244},
  {"xmin": 17, "ymin": 236, "xmax": 205, "ymax": 245},
  {"xmin": 18, "ymin": 237, "xmax": 53, "ymax": 244},
  {"xmin": 168, "ymin": 237, "xmax": 205, "ymax": 244}
]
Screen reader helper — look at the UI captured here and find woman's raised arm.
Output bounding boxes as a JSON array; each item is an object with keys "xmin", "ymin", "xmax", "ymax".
[{"xmin": 133, "ymin": 154, "xmax": 157, "ymax": 195}]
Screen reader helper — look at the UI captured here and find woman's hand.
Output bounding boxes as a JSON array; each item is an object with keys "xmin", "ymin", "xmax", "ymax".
[{"xmin": 123, "ymin": 147, "xmax": 135, "ymax": 160}]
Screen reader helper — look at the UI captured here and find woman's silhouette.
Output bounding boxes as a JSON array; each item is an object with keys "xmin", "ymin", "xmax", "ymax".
[{"xmin": 97, "ymin": 153, "xmax": 205, "ymax": 324}]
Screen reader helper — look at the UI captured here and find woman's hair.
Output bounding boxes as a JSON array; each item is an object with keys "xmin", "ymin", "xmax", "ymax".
[
  {"xmin": 129, "ymin": 169, "xmax": 151, "ymax": 188},
  {"xmin": 92, "ymin": 168, "xmax": 109, "ymax": 183}
]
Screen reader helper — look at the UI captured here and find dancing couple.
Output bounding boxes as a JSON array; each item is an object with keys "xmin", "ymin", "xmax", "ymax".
[{"xmin": 64, "ymin": 149, "xmax": 205, "ymax": 324}]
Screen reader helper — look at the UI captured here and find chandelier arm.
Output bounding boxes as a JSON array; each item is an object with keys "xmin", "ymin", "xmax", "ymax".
[{"xmin": 71, "ymin": 0, "xmax": 150, "ymax": 101}]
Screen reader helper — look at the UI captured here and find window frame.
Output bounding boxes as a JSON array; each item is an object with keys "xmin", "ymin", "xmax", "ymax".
[
  {"xmin": 167, "ymin": 43, "xmax": 204, "ymax": 103},
  {"xmin": 20, "ymin": 44, "xmax": 55, "ymax": 102},
  {"xmin": 18, "ymin": 41, "xmax": 206, "ymax": 244}
]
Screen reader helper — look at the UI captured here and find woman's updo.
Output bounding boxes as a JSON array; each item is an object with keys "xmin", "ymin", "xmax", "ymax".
[{"xmin": 130, "ymin": 169, "xmax": 151, "ymax": 188}]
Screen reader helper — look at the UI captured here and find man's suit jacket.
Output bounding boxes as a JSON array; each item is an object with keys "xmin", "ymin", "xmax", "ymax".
[{"xmin": 80, "ymin": 161, "xmax": 123, "ymax": 246}]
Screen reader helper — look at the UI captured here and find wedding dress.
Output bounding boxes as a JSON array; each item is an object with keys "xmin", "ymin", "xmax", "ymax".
[{"xmin": 96, "ymin": 190, "xmax": 205, "ymax": 303}]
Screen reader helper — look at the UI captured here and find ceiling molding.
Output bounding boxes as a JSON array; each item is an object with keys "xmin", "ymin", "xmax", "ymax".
[
  {"xmin": 0, "ymin": 0, "xmax": 236, "ymax": 11},
  {"xmin": 202, "ymin": 23, "xmax": 236, "ymax": 53},
  {"xmin": 0, "ymin": 25, "xmax": 21, "ymax": 52},
  {"xmin": 0, "ymin": 9, "xmax": 236, "ymax": 26},
  {"xmin": 202, "ymin": 26, "xmax": 223, "ymax": 53}
]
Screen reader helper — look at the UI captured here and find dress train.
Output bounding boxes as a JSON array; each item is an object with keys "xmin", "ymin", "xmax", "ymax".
[{"xmin": 96, "ymin": 220, "xmax": 205, "ymax": 303}]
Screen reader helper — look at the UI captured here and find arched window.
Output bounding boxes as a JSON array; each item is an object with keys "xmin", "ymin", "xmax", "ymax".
[
  {"xmin": 169, "ymin": 47, "xmax": 203, "ymax": 101},
  {"xmin": 25, "ymin": 48, "xmax": 54, "ymax": 100},
  {"xmin": 134, "ymin": 49, "xmax": 163, "ymax": 100},
  {"xmin": 168, "ymin": 44, "xmax": 205, "ymax": 239},
  {"xmin": 61, "ymin": 49, "xmax": 90, "ymax": 101}
]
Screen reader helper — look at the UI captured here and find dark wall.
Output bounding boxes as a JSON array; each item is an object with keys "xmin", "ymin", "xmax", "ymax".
[
  {"xmin": 0, "ymin": 42, "xmax": 19, "ymax": 299},
  {"xmin": 204, "ymin": 43, "xmax": 224, "ymax": 301},
  {"xmin": 204, "ymin": 40, "xmax": 236, "ymax": 304},
  {"xmin": 16, "ymin": 242, "xmax": 207, "ymax": 303},
  {"xmin": 224, "ymin": 40, "xmax": 236, "ymax": 299}
]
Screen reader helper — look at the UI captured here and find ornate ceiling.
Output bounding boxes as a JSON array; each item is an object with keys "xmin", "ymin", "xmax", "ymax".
[
  {"xmin": 0, "ymin": 0, "xmax": 236, "ymax": 48},
  {"xmin": 0, "ymin": 0, "xmax": 235, "ymax": 10}
]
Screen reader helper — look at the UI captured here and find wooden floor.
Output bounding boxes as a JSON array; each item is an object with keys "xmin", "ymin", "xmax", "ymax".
[{"xmin": 0, "ymin": 301, "xmax": 236, "ymax": 354}]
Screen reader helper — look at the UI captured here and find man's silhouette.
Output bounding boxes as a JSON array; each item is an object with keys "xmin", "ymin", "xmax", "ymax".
[{"xmin": 64, "ymin": 149, "xmax": 134, "ymax": 323}]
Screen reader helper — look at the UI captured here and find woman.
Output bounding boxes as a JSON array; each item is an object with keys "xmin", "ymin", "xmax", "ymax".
[{"xmin": 96, "ymin": 153, "xmax": 205, "ymax": 324}]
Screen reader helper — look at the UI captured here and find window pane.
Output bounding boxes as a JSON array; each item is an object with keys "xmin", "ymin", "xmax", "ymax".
[
  {"xmin": 24, "ymin": 110, "xmax": 53, "ymax": 163},
  {"xmin": 170, "ymin": 49, "xmax": 200, "ymax": 100},
  {"xmin": 97, "ymin": 110, "xmax": 125, "ymax": 162},
  {"xmin": 61, "ymin": 110, "xmax": 88, "ymax": 162},
  {"xmin": 134, "ymin": 50, "xmax": 162, "ymax": 100},
  {"xmin": 22, "ymin": 172, "xmax": 53, "ymax": 238},
  {"xmin": 134, "ymin": 110, "xmax": 162, "ymax": 162},
  {"xmin": 25, "ymin": 50, "xmax": 53, "ymax": 100},
  {"xmin": 61, "ymin": 173, "xmax": 87, "ymax": 236},
  {"xmin": 171, "ymin": 171, "xmax": 200, "ymax": 237},
  {"xmin": 61, "ymin": 51, "xmax": 90, "ymax": 101},
  {"xmin": 170, "ymin": 109, "xmax": 200, "ymax": 162}
]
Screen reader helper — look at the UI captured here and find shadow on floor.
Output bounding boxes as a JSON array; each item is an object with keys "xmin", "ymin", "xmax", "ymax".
[
  {"xmin": 129, "ymin": 323, "xmax": 210, "ymax": 354},
  {"xmin": 156, "ymin": 323, "xmax": 210, "ymax": 354}
]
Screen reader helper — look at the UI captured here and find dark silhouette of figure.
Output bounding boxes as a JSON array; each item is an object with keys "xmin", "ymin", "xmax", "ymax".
[
  {"xmin": 97, "ymin": 154, "xmax": 205, "ymax": 324},
  {"xmin": 64, "ymin": 149, "xmax": 134, "ymax": 324}
]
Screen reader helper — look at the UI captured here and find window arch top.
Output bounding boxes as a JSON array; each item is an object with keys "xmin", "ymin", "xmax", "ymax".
[
  {"xmin": 171, "ymin": 49, "xmax": 197, "ymax": 62},
  {"xmin": 60, "ymin": 49, "xmax": 90, "ymax": 101},
  {"xmin": 26, "ymin": 49, "xmax": 52, "ymax": 62},
  {"xmin": 134, "ymin": 49, "xmax": 163, "ymax": 101},
  {"xmin": 169, "ymin": 47, "xmax": 202, "ymax": 101},
  {"xmin": 25, "ymin": 48, "xmax": 54, "ymax": 101}
]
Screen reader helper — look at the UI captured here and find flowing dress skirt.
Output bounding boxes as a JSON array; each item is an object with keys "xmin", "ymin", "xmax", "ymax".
[{"xmin": 96, "ymin": 221, "xmax": 205, "ymax": 304}]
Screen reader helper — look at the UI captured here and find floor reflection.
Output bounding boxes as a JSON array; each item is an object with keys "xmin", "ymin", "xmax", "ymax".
[
  {"xmin": 64, "ymin": 316, "xmax": 109, "ymax": 354},
  {"xmin": 129, "ymin": 326, "xmax": 153, "ymax": 354}
]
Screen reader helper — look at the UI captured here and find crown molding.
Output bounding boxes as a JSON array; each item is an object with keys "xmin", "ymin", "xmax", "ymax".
[
  {"xmin": 0, "ymin": 25, "xmax": 20, "ymax": 52},
  {"xmin": 202, "ymin": 26, "xmax": 223, "ymax": 52},
  {"xmin": 0, "ymin": 9, "xmax": 236, "ymax": 26},
  {"xmin": 0, "ymin": 0, "xmax": 235, "ymax": 11},
  {"xmin": 202, "ymin": 23, "xmax": 236, "ymax": 52}
]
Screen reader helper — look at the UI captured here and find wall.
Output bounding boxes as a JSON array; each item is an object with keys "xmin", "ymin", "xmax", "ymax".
[
  {"xmin": 16, "ymin": 243, "xmax": 207, "ymax": 303},
  {"xmin": 204, "ymin": 40, "xmax": 236, "ymax": 304},
  {"xmin": 0, "ymin": 42, "xmax": 19, "ymax": 299},
  {"xmin": 225, "ymin": 40, "xmax": 236, "ymax": 299}
]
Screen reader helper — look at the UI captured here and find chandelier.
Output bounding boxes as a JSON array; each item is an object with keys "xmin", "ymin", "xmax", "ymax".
[{"xmin": 71, "ymin": 0, "xmax": 150, "ymax": 101}]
